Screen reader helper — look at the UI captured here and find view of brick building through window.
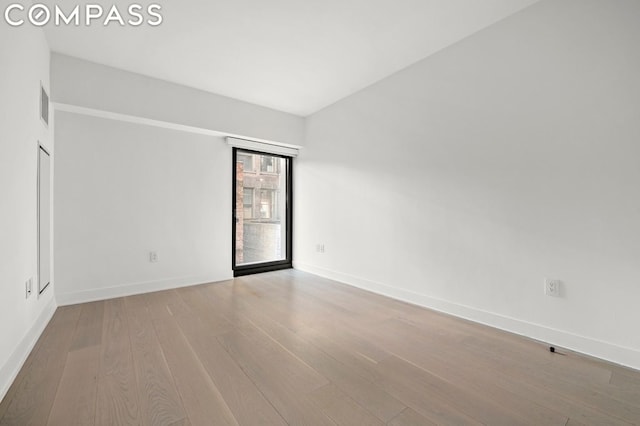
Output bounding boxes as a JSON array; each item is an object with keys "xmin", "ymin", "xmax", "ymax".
[{"xmin": 235, "ymin": 151, "xmax": 287, "ymax": 265}]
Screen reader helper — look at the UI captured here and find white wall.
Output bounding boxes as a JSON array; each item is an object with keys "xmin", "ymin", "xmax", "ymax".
[
  {"xmin": 54, "ymin": 112, "xmax": 233, "ymax": 304},
  {"xmin": 51, "ymin": 54, "xmax": 305, "ymax": 147},
  {"xmin": 51, "ymin": 52, "xmax": 305, "ymax": 304},
  {"xmin": 295, "ymin": 0, "xmax": 640, "ymax": 369},
  {"xmin": 0, "ymin": 26, "xmax": 57, "ymax": 401}
]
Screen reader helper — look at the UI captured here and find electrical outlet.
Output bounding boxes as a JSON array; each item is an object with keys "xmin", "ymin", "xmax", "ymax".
[
  {"xmin": 545, "ymin": 279, "xmax": 561, "ymax": 297},
  {"xmin": 25, "ymin": 277, "xmax": 33, "ymax": 298},
  {"xmin": 150, "ymin": 251, "xmax": 158, "ymax": 263}
]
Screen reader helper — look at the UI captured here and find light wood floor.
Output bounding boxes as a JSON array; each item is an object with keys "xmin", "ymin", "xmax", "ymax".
[{"xmin": 1, "ymin": 270, "xmax": 639, "ymax": 425}]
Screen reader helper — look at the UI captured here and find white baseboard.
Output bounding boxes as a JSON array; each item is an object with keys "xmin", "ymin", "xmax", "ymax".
[
  {"xmin": 56, "ymin": 274, "xmax": 233, "ymax": 306},
  {"xmin": 294, "ymin": 261, "xmax": 640, "ymax": 371},
  {"xmin": 0, "ymin": 297, "xmax": 57, "ymax": 403}
]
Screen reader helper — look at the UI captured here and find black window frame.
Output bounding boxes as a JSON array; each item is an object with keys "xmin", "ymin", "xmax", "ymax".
[{"xmin": 232, "ymin": 147, "xmax": 293, "ymax": 277}]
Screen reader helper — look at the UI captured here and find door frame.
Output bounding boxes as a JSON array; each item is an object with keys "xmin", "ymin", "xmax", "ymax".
[
  {"xmin": 232, "ymin": 147, "xmax": 293, "ymax": 277},
  {"xmin": 38, "ymin": 143, "xmax": 51, "ymax": 294}
]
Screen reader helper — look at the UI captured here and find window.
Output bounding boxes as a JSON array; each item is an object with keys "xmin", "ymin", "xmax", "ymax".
[
  {"xmin": 233, "ymin": 149, "xmax": 292, "ymax": 276},
  {"xmin": 238, "ymin": 153, "xmax": 254, "ymax": 172},
  {"xmin": 243, "ymin": 188, "xmax": 254, "ymax": 219},
  {"xmin": 259, "ymin": 189, "xmax": 276, "ymax": 219},
  {"xmin": 260, "ymin": 156, "xmax": 277, "ymax": 173}
]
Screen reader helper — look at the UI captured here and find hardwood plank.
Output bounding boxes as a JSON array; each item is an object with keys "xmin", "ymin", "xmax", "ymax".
[
  {"xmin": 231, "ymin": 309, "xmax": 406, "ymax": 423},
  {"xmin": 457, "ymin": 331, "xmax": 623, "ymax": 397},
  {"xmin": 438, "ymin": 336, "xmax": 637, "ymax": 424},
  {"xmin": 124, "ymin": 295, "xmax": 188, "ymax": 426},
  {"xmin": 3, "ymin": 270, "xmax": 640, "ymax": 425},
  {"xmin": 175, "ymin": 286, "xmax": 234, "ymax": 335},
  {"xmin": 309, "ymin": 383, "xmax": 384, "ymax": 426},
  {"xmin": 372, "ymin": 355, "xmax": 486, "ymax": 425},
  {"xmin": 0, "ymin": 315, "xmax": 53, "ymax": 420},
  {"xmin": 534, "ymin": 374, "xmax": 640, "ymax": 424},
  {"xmin": 151, "ymin": 315, "xmax": 238, "ymax": 425},
  {"xmin": 565, "ymin": 418, "xmax": 588, "ymax": 426},
  {"xmin": 69, "ymin": 301, "xmax": 104, "ymax": 351},
  {"xmin": 217, "ymin": 331, "xmax": 335, "ymax": 425},
  {"xmin": 175, "ymin": 285, "xmax": 220, "ymax": 313},
  {"xmin": 403, "ymin": 311, "xmax": 632, "ymax": 413},
  {"xmin": 174, "ymin": 313, "xmax": 286, "ymax": 425},
  {"xmin": 367, "ymin": 319, "xmax": 569, "ymax": 425},
  {"xmin": 387, "ymin": 407, "xmax": 437, "ymax": 426},
  {"xmin": 223, "ymin": 323, "xmax": 329, "ymax": 394},
  {"xmin": 611, "ymin": 368, "xmax": 640, "ymax": 389},
  {"xmin": 47, "ymin": 345, "xmax": 100, "ymax": 426},
  {"xmin": 210, "ymin": 273, "xmax": 391, "ymax": 386},
  {"xmin": 375, "ymin": 375, "xmax": 481, "ymax": 425},
  {"xmin": 236, "ymin": 275, "xmax": 392, "ymax": 366},
  {"xmin": 491, "ymin": 373, "xmax": 632, "ymax": 426},
  {"xmin": 95, "ymin": 298, "xmax": 140, "ymax": 426},
  {"xmin": 0, "ymin": 306, "xmax": 82, "ymax": 426},
  {"xmin": 145, "ymin": 289, "xmax": 191, "ymax": 319},
  {"xmin": 357, "ymin": 316, "xmax": 627, "ymax": 425}
]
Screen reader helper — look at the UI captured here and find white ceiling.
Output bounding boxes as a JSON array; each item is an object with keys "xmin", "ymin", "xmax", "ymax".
[{"xmin": 43, "ymin": 0, "xmax": 539, "ymax": 116}]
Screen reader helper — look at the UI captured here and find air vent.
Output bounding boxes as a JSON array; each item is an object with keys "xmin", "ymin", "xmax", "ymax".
[{"xmin": 40, "ymin": 84, "xmax": 49, "ymax": 126}]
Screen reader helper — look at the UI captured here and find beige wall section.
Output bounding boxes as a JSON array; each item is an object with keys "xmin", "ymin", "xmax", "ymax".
[
  {"xmin": 295, "ymin": 0, "xmax": 640, "ymax": 369},
  {"xmin": 0, "ymin": 25, "xmax": 57, "ymax": 401},
  {"xmin": 50, "ymin": 53, "xmax": 305, "ymax": 147}
]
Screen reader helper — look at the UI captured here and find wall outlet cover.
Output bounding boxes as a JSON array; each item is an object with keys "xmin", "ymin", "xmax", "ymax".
[
  {"xmin": 25, "ymin": 277, "xmax": 33, "ymax": 298},
  {"xmin": 545, "ymin": 278, "xmax": 561, "ymax": 297}
]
